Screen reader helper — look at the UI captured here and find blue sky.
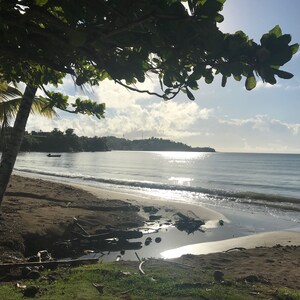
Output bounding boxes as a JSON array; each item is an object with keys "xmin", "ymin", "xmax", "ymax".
[{"xmin": 27, "ymin": 0, "xmax": 300, "ymax": 153}]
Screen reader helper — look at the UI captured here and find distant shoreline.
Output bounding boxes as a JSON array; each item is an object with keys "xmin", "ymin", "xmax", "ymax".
[{"xmin": 15, "ymin": 129, "xmax": 216, "ymax": 152}]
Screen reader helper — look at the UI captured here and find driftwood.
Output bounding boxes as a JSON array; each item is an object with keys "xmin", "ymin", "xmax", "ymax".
[
  {"xmin": 224, "ymin": 247, "xmax": 246, "ymax": 253},
  {"xmin": 73, "ymin": 217, "xmax": 90, "ymax": 236},
  {"xmin": 0, "ymin": 257, "xmax": 100, "ymax": 271},
  {"xmin": 174, "ymin": 212, "xmax": 205, "ymax": 234},
  {"xmin": 73, "ymin": 230, "xmax": 143, "ymax": 241},
  {"xmin": 120, "ymin": 288, "xmax": 135, "ymax": 295},
  {"xmin": 135, "ymin": 252, "xmax": 141, "ymax": 262},
  {"xmin": 139, "ymin": 260, "xmax": 146, "ymax": 275}
]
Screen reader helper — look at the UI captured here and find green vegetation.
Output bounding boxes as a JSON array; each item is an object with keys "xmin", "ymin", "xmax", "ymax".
[
  {"xmin": 276, "ymin": 288, "xmax": 300, "ymax": 300},
  {"xmin": 1, "ymin": 129, "xmax": 215, "ymax": 152},
  {"xmin": 0, "ymin": 261, "xmax": 297, "ymax": 300},
  {"xmin": 20, "ymin": 129, "xmax": 109, "ymax": 152},
  {"xmin": 105, "ymin": 136, "xmax": 215, "ymax": 152}
]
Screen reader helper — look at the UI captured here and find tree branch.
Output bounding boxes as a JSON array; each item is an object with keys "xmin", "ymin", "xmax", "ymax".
[{"xmin": 115, "ymin": 79, "xmax": 181, "ymax": 100}]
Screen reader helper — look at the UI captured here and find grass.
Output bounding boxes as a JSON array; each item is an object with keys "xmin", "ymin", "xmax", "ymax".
[
  {"xmin": 276, "ymin": 288, "xmax": 300, "ymax": 300},
  {"xmin": 0, "ymin": 261, "xmax": 299, "ymax": 299}
]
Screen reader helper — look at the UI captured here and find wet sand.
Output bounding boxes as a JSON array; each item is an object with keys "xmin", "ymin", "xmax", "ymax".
[
  {"xmin": 3, "ymin": 175, "xmax": 300, "ymax": 248},
  {"xmin": 0, "ymin": 174, "xmax": 299, "ymax": 262},
  {"xmin": 1, "ymin": 175, "xmax": 300, "ymax": 290}
]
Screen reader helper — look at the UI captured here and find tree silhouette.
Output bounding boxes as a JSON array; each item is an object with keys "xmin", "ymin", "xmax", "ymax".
[{"xmin": 0, "ymin": 0, "xmax": 298, "ymax": 204}]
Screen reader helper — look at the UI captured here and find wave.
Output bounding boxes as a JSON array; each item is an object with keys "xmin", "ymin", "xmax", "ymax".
[{"xmin": 15, "ymin": 168, "xmax": 300, "ymax": 207}]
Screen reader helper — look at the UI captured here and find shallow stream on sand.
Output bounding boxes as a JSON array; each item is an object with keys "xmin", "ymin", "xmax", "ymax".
[{"xmin": 81, "ymin": 208, "xmax": 299, "ymax": 262}]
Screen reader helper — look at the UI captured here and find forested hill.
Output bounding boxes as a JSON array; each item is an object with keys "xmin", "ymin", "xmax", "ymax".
[
  {"xmin": 4, "ymin": 129, "xmax": 215, "ymax": 152},
  {"xmin": 105, "ymin": 136, "xmax": 215, "ymax": 152}
]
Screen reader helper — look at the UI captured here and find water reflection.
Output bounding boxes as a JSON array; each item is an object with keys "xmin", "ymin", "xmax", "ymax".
[
  {"xmin": 168, "ymin": 176, "xmax": 193, "ymax": 186},
  {"xmin": 156, "ymin": 151, "xmax": 211, "ymax": 162}
]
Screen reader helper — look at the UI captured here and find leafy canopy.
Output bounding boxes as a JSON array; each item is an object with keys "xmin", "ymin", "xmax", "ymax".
[{"xmin": 0, "ymin": 0, "xmax": 298, "ymax": 107}]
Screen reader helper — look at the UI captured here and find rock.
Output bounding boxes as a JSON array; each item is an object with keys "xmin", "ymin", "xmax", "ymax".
[
  {"xmin": 21, "ymin": 267, "xmax": 32, "ymax": 278},
  {"xmin": 47, "ymin": 274, "xmax": 57, "ymax": 282},
  {"xmin": 143, "ymin": 206, "xmax": 160, "ymax": 214},
  {"xmin": 155, "ymin": 237, "xmax": 162, "ymax": 243},
  {"xmin": 26, "ymin": 270, "xmax": 41, "ymax": 280},
  {"xmin": 23, "ymin": 285, "xmax": 39, "ymax": 298},
  {"xmin": 213, "ymin": 270, "xmax": 224, "ymax": 282},
  {"xmin": 145, "ymin": 237, "xmax": 152, "ymax": 246},
  {"xmin": 149, "ymin": 215, "xmax": 162, "ymax": 221},
  {"xmin": 241, "ymin": 275, "xmax": 269, "ymax": 284},
  {"xmin": 243, "ymin": 275, "xmax": 260, "ymax": 283}
]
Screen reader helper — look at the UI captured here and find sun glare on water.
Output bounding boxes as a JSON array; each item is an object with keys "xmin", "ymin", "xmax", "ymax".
[{"xmin": 156, "ymin": 151, "xmax": 211, "ymax": 161}]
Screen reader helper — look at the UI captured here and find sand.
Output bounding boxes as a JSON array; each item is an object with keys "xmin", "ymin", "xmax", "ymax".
[
  {"xmin": 1, "ymin": 174, "xmax": 300, "ymax": 290},
  {"xmin": 161, "ymin": 231, "xmax": 300, "ymax": 258}
]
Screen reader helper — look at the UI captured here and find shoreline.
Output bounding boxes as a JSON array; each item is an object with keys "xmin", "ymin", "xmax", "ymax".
[
  {"xmin": 5, "ymin": 173, "xmax": 300, "ymax": 261},
  {"xmin": 1, "ymin": 174, "xmax": 300, "ymax": 293},
  {"xmin": 73, "ymin": 180, "xmax": 300, "ymax": 258}
]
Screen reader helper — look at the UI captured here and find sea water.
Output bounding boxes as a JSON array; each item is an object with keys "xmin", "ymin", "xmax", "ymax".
[
  {"xmin": 13, "ymin": 151, "xmax": 300, "ymax": 260},
  {"xmin": 14, "ymin": 151, "xmax": 300, "ymax": 223}
]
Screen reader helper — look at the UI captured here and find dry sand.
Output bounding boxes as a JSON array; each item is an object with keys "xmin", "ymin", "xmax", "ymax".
[
  {"xmin": 1, "ymin": 175, "xmax": 300, "ymax": 290},
  {"xmin": 162, "ymin": 230, "xmax": 300, "ymax": 258}
]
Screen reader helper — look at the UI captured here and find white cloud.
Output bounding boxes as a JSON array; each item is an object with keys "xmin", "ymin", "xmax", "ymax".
[
  {"xmin": 219, "ymin": 115, "xmax": 300, "ymax": 136},
  {"xmin": 219, "ymin": 115, "xmax": 270, "ymax": 131},
  {"xmin": 26, "ymin": 79, "xmax": 214, "ymax": 141},
  {"xmin": 255, "ymin": 80, "xmax": 282, "ymax": 89}
]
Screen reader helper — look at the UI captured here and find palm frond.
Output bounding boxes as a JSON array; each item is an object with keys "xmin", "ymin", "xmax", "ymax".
[
  {"xmin": 31, "ymin": 97, "xmax": 58, "ymax": 118},
  {"xmin": 0, "ymin": 81, "xmax": 58, "ymax": 126},
  {"xmin": 0, "ymin": 98, "xmax": 22, "ymax": 122},
  {"xmin": 0, "ymin": 82, "xmax": 22, "ymax": 100}
]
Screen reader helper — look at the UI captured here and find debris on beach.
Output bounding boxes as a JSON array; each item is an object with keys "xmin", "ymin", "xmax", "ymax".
[
  {"xmin": 213, "ymin": 270, "xmax": 224, "ymax": 282},
  {"xmin": 22, "ymin": 285, "xmax": 40, "ymax": 298},
  {"xmin": 149, "ymin": 215, "xmax": 162, "ymax": 221},
  {"xmin": 143, "ymin": 206, "xmax": 160, "ymax": 214},
  {"xmin": 51, "ymin": 218, "xmax": 144, "ymax": 258},
  {"xmin": 92, "ymin": 283, "xmax": 104, "ymax": 294},
  {"xmin": 144, "ymin": 237, "xmax": 152, "ymax": 246},
  {"xmin": 174, "ymin": 212, "xmax": 205, "ymax": 234}
]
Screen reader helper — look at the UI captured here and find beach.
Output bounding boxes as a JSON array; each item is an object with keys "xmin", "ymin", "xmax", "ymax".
[{"xmin": 1, "ymin": 174, "xmax": 300, "ymax": 292}]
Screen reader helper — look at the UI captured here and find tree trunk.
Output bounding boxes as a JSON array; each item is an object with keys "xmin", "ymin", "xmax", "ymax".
[{"xmin": 0, "ymin": 84, "xmax": 37, "ymax": 206}]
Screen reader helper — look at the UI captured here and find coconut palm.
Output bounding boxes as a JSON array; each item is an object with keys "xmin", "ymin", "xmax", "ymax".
[
  {"xmin": 0, "ymin": 82, "xmax": 58, "ymax": 206},
  {"xmin": 0, "ymin": 81, "xmax": 57, "ymax": 148},
  {"xmin": 0, "ymin": 81, "xmax": 56, "ymax": 130}
]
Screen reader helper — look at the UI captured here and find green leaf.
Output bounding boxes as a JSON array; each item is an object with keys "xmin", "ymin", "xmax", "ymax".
[
  {"xmin": 35, "ymin": 0, "xmax": 48, "ymax": 6},
  {"xmin": 245, "ymin": 73, "xmax": 256, "ymax": 90},
  {"xmin": 76, "ymin": 75, "xmax": 86, "ymax": 86},
  {"xmin": 186, "ymin": 88, "xmax": 195, "ymax": 100},
  {"xmin": 187, "ymin": 80, "xmax": 198, "ymax": 90},
  {"xmin": 163, "ymin": 74, "xmax": 173, "ymax": 87},
  {"xmin": 69, "ymin": 31, "xmax": 86, "ymax": 47},
  {"xmin": 273, "ymin": 69, "xmax": 294, "ymax": 79},
  {"xmin": 221, "ymin": 75, "xmax": 227, "ymax": 87},
  {"xmin": 233, "ymin": 75, "xmax": 242, "ymax": 81},
  {"xmin": 204, "ymin": 69, "xmax": 214, "ymax": 84},
  {"xmin": 290, "ymin": 43, "xmax": 299, "ymax": 55},
  {"xmin": 215, "ymin": 13, "xmax": 224, "ymax": 23},
  {"xmin": 269, "ymin": 25, "xmax": 282, "ymax": 38},
  {"xmin": 278, "ymin": 34, "xmax": 292, "ymax": 45}
]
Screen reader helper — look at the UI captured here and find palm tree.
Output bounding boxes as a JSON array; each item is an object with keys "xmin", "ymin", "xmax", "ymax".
[
  {"xmin": 0, "ymin": 82, "xmax": 57, "ymax": 206},
  {"xmin": 0, "ymin": 81, "xmax": 57, "ymax": 146}
]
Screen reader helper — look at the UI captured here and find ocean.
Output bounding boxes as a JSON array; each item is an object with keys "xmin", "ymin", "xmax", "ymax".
[{"xmin": 14, "ymin": 151, "xmax": 300, "ymax": 223}]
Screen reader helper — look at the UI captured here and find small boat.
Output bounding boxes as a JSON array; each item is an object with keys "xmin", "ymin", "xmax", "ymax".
[{"xmin": 47, "ymin": 153, "xmax": 61, "ymax": 157}]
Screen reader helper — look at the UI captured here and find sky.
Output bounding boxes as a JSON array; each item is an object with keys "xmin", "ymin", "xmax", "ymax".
[{"xmin": 25, "ymin": 0, "xmax": 300, "ymax": 153}]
